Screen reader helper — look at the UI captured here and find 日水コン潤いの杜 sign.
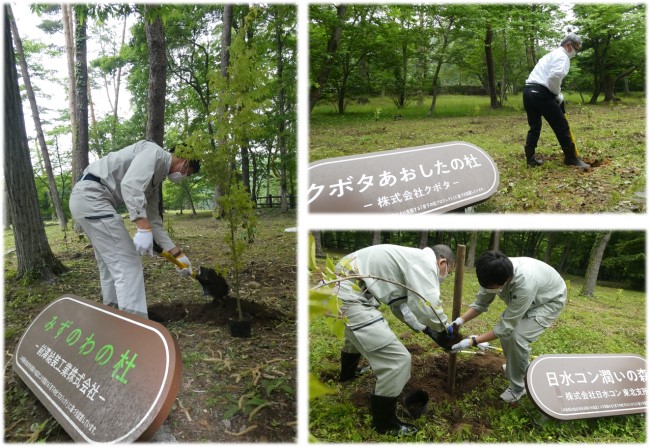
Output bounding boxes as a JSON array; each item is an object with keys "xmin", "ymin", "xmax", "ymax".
[{"xmin": 525, "ymin": 354, "xmax": 646, "ymax": 420}]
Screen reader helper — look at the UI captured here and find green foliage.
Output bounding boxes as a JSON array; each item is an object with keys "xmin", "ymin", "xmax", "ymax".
[{"xmin": 219, "ymin": 181, "xmax": 258, "ymax": 320}]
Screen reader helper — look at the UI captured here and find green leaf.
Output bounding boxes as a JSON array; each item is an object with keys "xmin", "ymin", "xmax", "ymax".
[
  {"xmin": 309, "ymin": 373, "xmax": 335, "ymax": 399},
  {"xmin": 308, "ymin": 233, "xmax": 318, "ymax": 271}
]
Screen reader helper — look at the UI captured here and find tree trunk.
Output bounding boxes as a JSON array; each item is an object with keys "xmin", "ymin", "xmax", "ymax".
[
  {"xmin": 499, "ymin": 30, "xmax": 508, "ymax": 104},
  {"xmin": 62, "ymin": 4, "xmax": 77, "ymax": 181},
  {"xmin": 313, "ymin": 231, "xmax": 324, "ymax": 258},
  {"xmin": 372, "ymin": 231, "xmax": 381, "ymax": 245},
  {"xmin": 213, "ymin": 4, "xmax": 233, "ymax": 216},
  {"xmin": 465, "ymin": 231, "xmax": 477, "ymax": 268},
  {"xmin": 581, "ymin": 232, "xmax": 612, "ymax": 297},
  {"xmin": 276, "ymin": 14, "xmax": 288, "ymax": 212},
  {"xmin": 544, "ymin": 232, "xmax": 556, "ymax": 263},
  {"xmin": 589, "ymin": 40, "xmax": 602, "ymax": 104},
  {"xmin": 144, "ymin": 5, "xmax": 167, "ymax": 219},
  {"xmin": 8, "ymin": 5, "xmax": 67, "ymax": 230},
  {"xmin": 491, "ymin": 230, "xmax": 500, "ymax": 251},
  {"xmin": 309, "ymin": 4, "xmax": 347, "ymax": 112},
  {"xmin": 602, "ymin": 74, "xmax": 616, "ymax": 102},
  {"xmin": 4, "ymin": 7, "xmax": 66, "ymax": 281},
  {"xmin": 557, "ymin": 239, "xmax": 573, "ymax": 273},
  {"xmin": 419, "ymin": 231, "xmax": 428, "ymax": 249},
  {"xmin": 145, "ymin": 5, "xmax": 167, "ymax": 146},
  {"xmin": 428, "ymin": 17, "xmax": 454, "ymax": 116},
  {"xmin": 114, "ymin": 14, "xmax": 127, "ymax": 124},
  {"xmin": 74, "ymin": 5, "xmax": 89, "ymax": 182},
  {"xmin": 484, "ymin": 24, "xmax": 500, "ymax": 109},
  {"xmin": 416, "ymin": 8, "xmax": 426, "ymax": 106}
]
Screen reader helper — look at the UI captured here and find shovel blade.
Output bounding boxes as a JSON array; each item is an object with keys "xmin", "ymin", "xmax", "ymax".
[{"xmin": 196, "ymin": 267, "xmax": 229, "ymax": 300}]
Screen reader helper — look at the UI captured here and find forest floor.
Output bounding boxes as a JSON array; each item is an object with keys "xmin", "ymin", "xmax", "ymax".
[
  {"xmin": 310, "ymin": 94, "xmax": 646, "ymax": 213},
  {"xmin": 4, "ymin": 209, "xmax": 297, "ymax": 443},
  {"xmin": 309, "ymin": 258, "xmax": 647, "ymax": 443}
]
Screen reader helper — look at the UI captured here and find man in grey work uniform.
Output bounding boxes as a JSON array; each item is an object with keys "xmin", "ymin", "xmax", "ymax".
[
  {"xmin": 450, "ymin": 250, "xmax": 566, "ymax": 402},
  {"xmin": 334, "ymin": 244, "xmax": 457, "ymax": 436},
  {"xmin": 69, "ymin": 139, "xmax": 200, "ymax": 318},
  {"xmin": 523, "ymin": 33, "xmax": 590, "ymax": 168}
]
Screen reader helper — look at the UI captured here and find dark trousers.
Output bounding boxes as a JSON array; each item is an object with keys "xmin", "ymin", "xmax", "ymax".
[{"xmin": 523, "ymin": 84, "xmax": 573, "ymax": 150}]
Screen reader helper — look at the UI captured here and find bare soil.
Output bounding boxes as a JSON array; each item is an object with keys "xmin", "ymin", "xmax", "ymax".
[{"xmin": 319, "ymin": 344, "xmax": 507, "ymax": 436}]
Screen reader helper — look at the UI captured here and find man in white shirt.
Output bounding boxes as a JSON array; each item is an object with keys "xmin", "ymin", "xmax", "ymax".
[
  {"xmin": 523, "ymin": 34, "xmax": 590, "ymax": 168},
  {"xmin": 69, "ymin": 140, "xmax": 200, "ymax": 318},
  {"xmin": 333, "ymin": 244, "xmax": 458, "ymax": 435},
  {"xmin": 450, "ymin": 251, "xmax": 567, "ymax": 403}
]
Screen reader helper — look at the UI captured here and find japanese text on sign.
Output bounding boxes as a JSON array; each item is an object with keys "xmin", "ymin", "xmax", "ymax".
[
  {"xmin": 308, "ymin": 154, "xmax": 483, "ymax": 206},
  {"xmin": 44, "ymin": 315, "xmax": 138, "ymax": 385},
  {"xmin": 20, "ymin": 355, "xmax": 98, "ymax": 435}
]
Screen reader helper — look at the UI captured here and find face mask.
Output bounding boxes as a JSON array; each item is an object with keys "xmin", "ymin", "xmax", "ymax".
[
  {"xmin": 567, "ymin": 47, "xmax": 577, "ymax": 59},
  {"xmin": 167, "ymin": 162, "xmax": 188, "ymax": 183},
  {"xmin": 167, "ymin": 172, "xmax": 187, "ymax": 183},
  {"xmin": 485, "ymin": 287, "xmax": 503, "ymax": 294}
]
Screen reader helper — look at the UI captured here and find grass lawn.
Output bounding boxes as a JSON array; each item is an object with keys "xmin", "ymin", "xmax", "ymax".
[
  {"xmin": 309, "ymin": 260, "xmax": 646, "ymax": 442},
  {"xmin": 310, "ymin": 94, "xmax": 646, "ymax": 213}
]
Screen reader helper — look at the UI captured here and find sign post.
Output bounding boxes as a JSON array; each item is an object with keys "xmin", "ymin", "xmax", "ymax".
[
  {"xmin": 308, "ymin": 141, "xmax": 499, "ymax": 213},
  {"xmin": 525, "ymin": 354, "xmax": 646, "ymax": 420},
  {"xmin": 13, "ymin": 295, "xmax": 182, "ymax": 442}
]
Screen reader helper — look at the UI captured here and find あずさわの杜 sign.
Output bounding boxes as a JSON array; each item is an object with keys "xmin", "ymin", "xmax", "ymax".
[
  {"xmin": 525, "ymin": 354, "xmax": 646, "ymax": 420},
  {"xmin": 308, "ymin": 141, "xmax": 499, "ymax": 213},
  {"xmin": 13, "ymin": 295, "xmax": 182, "ymax": 442}
]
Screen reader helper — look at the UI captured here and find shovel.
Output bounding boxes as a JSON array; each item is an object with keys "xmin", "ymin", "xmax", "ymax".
[
  {"xmin": 153, "ymin": 242, "xmax": 229, "ymax": 300},
  {"xmin": 561, "ymin": 101, "xmax": 580, "ymax": 157}
]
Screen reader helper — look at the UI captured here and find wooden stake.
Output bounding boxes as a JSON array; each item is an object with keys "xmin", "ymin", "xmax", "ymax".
[{"xmin": 447, "ymin": 244, "xmax": 466, "ymax": 396}]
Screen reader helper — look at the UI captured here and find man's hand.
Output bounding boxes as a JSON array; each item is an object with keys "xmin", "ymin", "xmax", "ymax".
[
  {"xmin": 133, "ymin": 228, "xmax": 154, "ymax": 256},
  {"xmin": 423, "ymin": 327, "xmax": 454, "ymax": 351},
  {"xmin": 447, "ymin": 317, "xmax": 464, "ymax": 335},
  {"xmin": 451, "ymin": 338, "xmax": 472, "ymax": 353},
  {"xmin": 555, "ymin": 93, "xmax": 564, "ymax": 105},
  {"xmin": 174, "ymin": 253, "xmax": 193, "ymax": 276}
]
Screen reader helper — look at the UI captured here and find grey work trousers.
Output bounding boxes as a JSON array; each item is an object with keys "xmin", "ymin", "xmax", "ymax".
[
  {"xmin": 340, "ymin": 299, "xmax": 411, "ymax": 398},
  {"xmin": 69, "ymin": 180, "xmax": 148, "ymax": 318},
  {"xmin": 500, "ymin": 316, "xmax": 547, "ymax": 393}
]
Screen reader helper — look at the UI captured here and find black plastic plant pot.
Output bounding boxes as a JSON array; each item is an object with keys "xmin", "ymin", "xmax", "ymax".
[
  {"xmin": 229, "ymin": 316, "xmax": 252, "ymax": 338},
  {"xmin": 403, "ymin": 389, "xmax": 429, "ymax": 419}
]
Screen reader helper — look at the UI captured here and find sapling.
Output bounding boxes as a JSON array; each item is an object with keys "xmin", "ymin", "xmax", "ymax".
[{"xmin": 220, "ymin": 181, "xmax": 258, "ymax": 321}]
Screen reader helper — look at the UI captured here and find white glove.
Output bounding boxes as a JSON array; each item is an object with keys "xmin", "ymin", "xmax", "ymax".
[
  {"xmin": 451, "ymin": 338, "xmax": 472, "ymax": 353},
  {"xmin": 133, "ymin": 229, "xmax": 154, "ymax": 256},
  {"xmin": 555, "ymin": 93, "xmax": 564, "ymax": 105},
  {"xmin": 174, "ymin": 254, "xmax": 193, "ymax": 277},
  {"xmin": 477, "ymin": 341, "xmax": 491, "ymax": 352},
  {"xmin": 452, "ymin": 317, "xmax": 464, "ymax": 328}
]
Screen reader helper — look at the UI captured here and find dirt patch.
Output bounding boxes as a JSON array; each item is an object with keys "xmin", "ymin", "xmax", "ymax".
[
  {"xmin": 403, "ymin": 352, "xmax": 505, "ymax": 402},
  {"xmin": 345, "ymin": 351, "xmax": 506, "ymax": 435},
  {"xmin": 148, "ymin": 296, "xmax": 280, "ymax": 325}
]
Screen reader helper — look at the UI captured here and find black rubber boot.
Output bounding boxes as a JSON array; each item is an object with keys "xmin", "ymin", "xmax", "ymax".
[
  {"xmin": 371, "ymin": 395, "xmax": 418, "ymax": 436},
  {"xmin": 562, "ymin": 146, "xmax": 590, "ymax": 168},
  {"xmin": 525, "ymin": 146, "xmax": 543, "ymax": 167},
  {"xmin": 339, "ymin": 352, "xmax": 361, "ymax": 382}
]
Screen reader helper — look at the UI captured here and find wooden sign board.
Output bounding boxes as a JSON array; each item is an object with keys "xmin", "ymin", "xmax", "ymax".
[
  {"xmin": 308, "ymin": 141, "xmax": 499, "ymax": 213},
  {"xmin": 13, "ymin": 295, "xmax": 182, "ymax": 442},
  {"xmin": 525, "ymin": 354, "xmax": 646, "ymax": 420}
]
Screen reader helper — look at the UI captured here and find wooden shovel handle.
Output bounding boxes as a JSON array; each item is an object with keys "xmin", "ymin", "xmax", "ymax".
[{"xmin": 153, "ymin": 241, "xmax": 195, "ymax": 278}]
